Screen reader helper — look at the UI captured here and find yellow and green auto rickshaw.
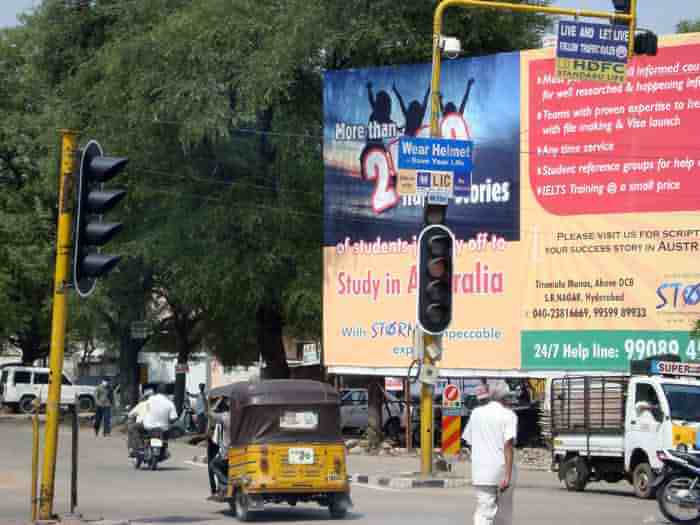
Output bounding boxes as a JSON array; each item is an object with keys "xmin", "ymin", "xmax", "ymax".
[{"xmin": 207, "ymin": 380, "xmax": 351, "ymax": 521}]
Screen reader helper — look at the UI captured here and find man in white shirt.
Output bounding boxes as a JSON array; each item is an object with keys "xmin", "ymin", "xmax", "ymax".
[
  {"xmin": 463, "ymin": 381, "xmax": 518, "ymax": 525},
  {"xmin": 142, "ymin": 384, "xmax": 178, "ymax": 431}
]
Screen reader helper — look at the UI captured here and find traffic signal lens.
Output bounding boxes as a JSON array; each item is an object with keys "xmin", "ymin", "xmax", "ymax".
[
  {"xmin": 427, "ymin": 258, "xmax": 447, "ymax": 279},
  {"xmin": 428, "ymin": 235, "xmax": 450, "ymax": 257},
  {"xmin": 426, "ymin": 281, "xmax": 449, "ymax": 302},
  {"xmin": 426, "ymin": 304, "xmax": 448, "ymax": 325}
]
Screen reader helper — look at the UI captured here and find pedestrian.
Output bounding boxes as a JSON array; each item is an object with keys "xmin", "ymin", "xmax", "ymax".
[
  {"xmin": 207, "ymin": 396, "xmax": 231, "ymax": 497},
  {"xmin": 463, "ymin": 381, "xmax": 517, "ymax": 525},
  {"xmin": 189, "ymin": 383, "xmax": 208, "ymax": 434},
  {"xmin": 94, "ymin": 376, "xmax": 114, "ymax": 437}
]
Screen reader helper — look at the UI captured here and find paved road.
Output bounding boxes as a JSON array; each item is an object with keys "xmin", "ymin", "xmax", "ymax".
[{"xmin": 0, "ymin": 421, "xmax": 669, "ymax": 524}]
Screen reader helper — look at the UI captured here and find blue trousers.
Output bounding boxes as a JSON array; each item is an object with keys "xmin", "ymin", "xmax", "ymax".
[{"xmin": 95, "ymin": 406, "xmax": 112, "ymax": 436}]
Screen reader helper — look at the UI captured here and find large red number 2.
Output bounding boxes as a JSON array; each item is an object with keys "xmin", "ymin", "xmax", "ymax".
[{"xmin": 363, "ymin": 147, "xmax": 399, "ymax": 214}]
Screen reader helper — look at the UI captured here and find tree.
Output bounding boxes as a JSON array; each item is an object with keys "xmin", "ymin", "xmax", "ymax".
[
  {"xmin": 677, "ymin": 18, "xmax": 700, "ymax": 34},
  {"xmin": 0, "ymin": 25, "xmax": 58, "ymax": 365}
]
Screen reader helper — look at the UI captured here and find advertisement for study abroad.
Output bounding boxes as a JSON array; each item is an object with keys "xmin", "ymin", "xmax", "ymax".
[{"xmin": 323, "ymin": 33, "xmax": 700, "ymax": 373}]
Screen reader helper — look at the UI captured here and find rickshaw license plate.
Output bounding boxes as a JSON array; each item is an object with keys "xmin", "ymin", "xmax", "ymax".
[
  {"xmin": 150, "ymin": 438, "xmax": 163, "ymax": 447},
  {"xmin": 288, "ymin": 447, "xmax": 314, "ymax": 465}
]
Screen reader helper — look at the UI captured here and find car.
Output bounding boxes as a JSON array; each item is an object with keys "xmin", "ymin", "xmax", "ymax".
[
  {"xmin": 0, "ymin": 366, "xmax": 98, "ymax": 414},
  {"xmin": 339, "ymin": 388, "xmax": 407, "ymax": 437}
]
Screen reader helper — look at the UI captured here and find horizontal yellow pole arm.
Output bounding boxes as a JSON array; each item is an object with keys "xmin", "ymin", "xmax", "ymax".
[{"xmin": 434, "ymin": 0, "xmax": 633, "ymax": 23}]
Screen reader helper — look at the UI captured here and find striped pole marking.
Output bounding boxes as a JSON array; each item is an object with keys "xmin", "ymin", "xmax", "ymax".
[{"xmin": 442, "ymin": 415, "xmax": 461, "ymax": 456}]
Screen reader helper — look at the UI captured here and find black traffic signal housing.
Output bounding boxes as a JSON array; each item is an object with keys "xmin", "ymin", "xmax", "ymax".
[
  {"xmin": 634, "ymin": 31, "xmax": 658, "ymax": 56},
  {"xmin": 73, "ymin": 140, "xmax": 128, "ymax": 297},
  {"xmin": 610, "ymin": 0, "xmax": 657, "ymax": 56},
  {"xmin": 417, "ymin": 224, "xmax": 454, "ymax": 335},
  {"xmin": 611, "ymin": 0, "xmax": 630, "ymax": 12}
]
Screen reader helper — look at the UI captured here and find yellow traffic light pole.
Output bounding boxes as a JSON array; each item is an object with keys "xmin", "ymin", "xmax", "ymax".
[
  {"xmin": 421, "ymin": 0, "xmax": 636, "ymax": 476},
  {"xmin": 39, "ymin": 129, "xmax": 79, "ymax": 520}
]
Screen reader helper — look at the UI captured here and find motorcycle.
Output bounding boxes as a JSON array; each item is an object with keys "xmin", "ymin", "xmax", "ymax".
[
  {"xmin": 132, "ymin": 427, "xmax": 170, "ymax": 471},
  {"xmin": 654, "ymin": 448, "xmax": 700, "ymax": 524}
]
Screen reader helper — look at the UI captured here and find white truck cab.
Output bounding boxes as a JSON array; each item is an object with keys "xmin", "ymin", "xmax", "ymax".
[
  {"xmin": 549, "ymin": 358, "xmax": 700, "ymax": 499},
  {"xmin": 0, "ymin": 366, "xmax": 97, "ymax": 414}
]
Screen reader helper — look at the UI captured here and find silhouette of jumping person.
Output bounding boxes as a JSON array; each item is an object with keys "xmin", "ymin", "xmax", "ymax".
[
  {"xmin": 440, "ymin": 78, "xmax": 475, "ymax": 116},
  {"xmin": 366, "ymin": 82, "xmax": 395, "ymax": 146},
  {"xmin": 392, "ymin": 84, "xmax": 430, "ymax": 137},
  {"xmin": 439, "ymin": 78, "xmax": 475, "ymax": 140}
]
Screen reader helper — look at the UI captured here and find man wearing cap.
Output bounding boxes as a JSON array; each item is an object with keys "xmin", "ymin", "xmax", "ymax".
[{"xmin": 463, "ymin": 381, "xmax": 517, "ymax": 525}]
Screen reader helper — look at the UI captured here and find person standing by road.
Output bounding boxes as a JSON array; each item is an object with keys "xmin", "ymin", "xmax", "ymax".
[
  {"xmin": 207, "ymin": 397, "xmax": 231, "ymax": 497},
  {"xmin": 462, "ymin": 382, "xmax": 517, "ymax": 525},
  {"xmin": 189, "ymin": 383, "xmax": 208, "ymax": 434},
  {"xmin": 94, "ymin": 377, "xmax": 114, "ymax": 437}
]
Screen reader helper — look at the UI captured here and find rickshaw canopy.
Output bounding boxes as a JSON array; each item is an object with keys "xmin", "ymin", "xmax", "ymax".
[{"xmin": 212, "ymin": 380, "xmax": 342, "ymax": 446}]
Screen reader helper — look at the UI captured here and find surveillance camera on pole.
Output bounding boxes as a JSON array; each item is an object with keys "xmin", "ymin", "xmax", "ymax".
[
  {"xmin": 73, "ymin": 140, "xmax": 128, "ymax": 297},
  {"xmin": 439, "ymin": 35, "xmax": 461, "ymax": 59}
]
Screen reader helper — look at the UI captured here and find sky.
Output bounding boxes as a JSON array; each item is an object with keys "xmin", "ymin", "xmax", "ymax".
[{"xmin": 1, "ymin": 0, "xmax": 700, "ymax": 34}]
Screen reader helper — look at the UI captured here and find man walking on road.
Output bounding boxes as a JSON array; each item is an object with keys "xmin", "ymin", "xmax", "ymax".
[
  {"xmin": 463, "ymin": 382, "xmax": 517, "ymax": 525},
  {"xmin": 94, "ymin": 377, "xmax": 114, "ymax": 436}
]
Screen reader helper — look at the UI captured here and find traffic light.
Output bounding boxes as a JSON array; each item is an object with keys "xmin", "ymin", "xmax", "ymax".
[
  {"xmin": 610, "ymin": 0, "xmax": 657, "ymax": 56},
  {"xmin": 73, "ymin": 140, "xmax": 128, "ymax": 297},
  {"xmin": 611, "ymin": 0, "xmax": 630, "ymax": 12},
  {"xmin": 634, "ymin": 31, "xmax": 658, "ymax": 56},
  {"xmin": 417, "ymin": 224, "xmax": 454, "ymax": 335}
]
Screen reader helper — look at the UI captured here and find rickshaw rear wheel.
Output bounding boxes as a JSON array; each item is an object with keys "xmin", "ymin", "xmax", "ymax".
[
  {"xmin": 232, "ymin": 491, "xmax": 251, "ymax": 522},
  {"xmin": 329, "ymin": 494, "xmax": 349, "ymax": 519}
]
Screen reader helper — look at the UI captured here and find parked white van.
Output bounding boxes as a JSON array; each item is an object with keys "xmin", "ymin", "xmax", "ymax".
[{"xmin": 0, "ymin": 366, "xmax": 97, "ymax": 414}]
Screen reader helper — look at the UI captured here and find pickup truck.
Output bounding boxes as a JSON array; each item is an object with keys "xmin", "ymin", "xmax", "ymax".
[
  {"xmin": 0, "ymin": 365, "xmax": 98, "ymax": 414},
  {"xmin": 548, "ymin": 356, "xmax": 700, "ymax": 499}
]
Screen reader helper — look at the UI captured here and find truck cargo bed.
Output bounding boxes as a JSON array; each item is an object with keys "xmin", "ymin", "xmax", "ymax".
[{"xmin": 551, "ymin": 376, "xmax": 628, "ymax": 436}]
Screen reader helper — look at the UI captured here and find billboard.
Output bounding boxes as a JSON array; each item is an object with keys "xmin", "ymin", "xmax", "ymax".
[{"xmin": 323, "ymin": 34, "xmax": 700, "ymax": 374}]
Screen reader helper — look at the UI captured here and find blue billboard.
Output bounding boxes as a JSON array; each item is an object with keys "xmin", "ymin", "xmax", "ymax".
[{"xmin": 323, "ymin": 52, "xmax": 521, "ymax": 246}]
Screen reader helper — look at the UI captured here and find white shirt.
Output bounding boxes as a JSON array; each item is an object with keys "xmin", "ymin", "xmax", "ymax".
[
  {"xmin": 128, "ymin": 400, "xmax": 150, "ymax": 424},
  {"xmin": 142, "ymin": 394, "xmax": 177, "ymax": 430},
  {"xmin": 463, "ymin": 401, "xmax": 518, "ymax": 486},
  {"xmin": 211, "ymin": 411, "xmax": 231, "ymax": 448}
]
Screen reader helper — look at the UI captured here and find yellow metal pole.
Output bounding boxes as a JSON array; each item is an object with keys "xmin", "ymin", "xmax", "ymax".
[
  {"xmin": 420, "ymin": 336, "xmax": 435, "ymax": 475},
  {"xmin": 628, "ymin": 0, "xmax": 638, "ymax": 58},
  {"xmin": 31, "ymin": 400, "xmax": 40, "ymax": 521},
  {"xmin": 434, "ymin": 0, "xmax": 633, "ymax": 26},
  {"xmin": 432, "ymin": 0, "xmax": 636, "ymax": 59},
  {"xmin": 39, "ymin": 129, "xmax": 79, "ymax": 520}
]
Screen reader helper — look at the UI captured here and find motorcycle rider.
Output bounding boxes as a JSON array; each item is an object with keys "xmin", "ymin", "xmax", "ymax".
[{"xmin": 143, "ymin": 384, "xmax": 178, "ymax": 437}]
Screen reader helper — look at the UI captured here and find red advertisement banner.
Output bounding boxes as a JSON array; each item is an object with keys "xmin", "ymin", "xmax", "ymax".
[{"xmin": 529, "ymin": 44, "xmax": 700, "ymax": 216}]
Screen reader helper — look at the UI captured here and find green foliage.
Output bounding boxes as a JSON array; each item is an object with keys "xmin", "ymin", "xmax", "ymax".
[{"xmin": 677, "ymin": 18, "xmax": 700, "ymax": 34}]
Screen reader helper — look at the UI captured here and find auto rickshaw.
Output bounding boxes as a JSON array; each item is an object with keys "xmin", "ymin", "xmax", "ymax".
[{"xmin": 206, "ymin": 380, "xmax": 351, "ymax": 521}]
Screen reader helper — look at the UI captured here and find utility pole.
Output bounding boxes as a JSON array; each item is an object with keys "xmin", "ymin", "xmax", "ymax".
[{"xmin": 39, "ymin": 129, "xmax": 79, "ymax": 520}]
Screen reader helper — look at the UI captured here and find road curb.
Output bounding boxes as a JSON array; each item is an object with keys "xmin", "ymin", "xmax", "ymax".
[{"xmin": 349, "ymin": 473, "xmax": 469, "ymax": 489}]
